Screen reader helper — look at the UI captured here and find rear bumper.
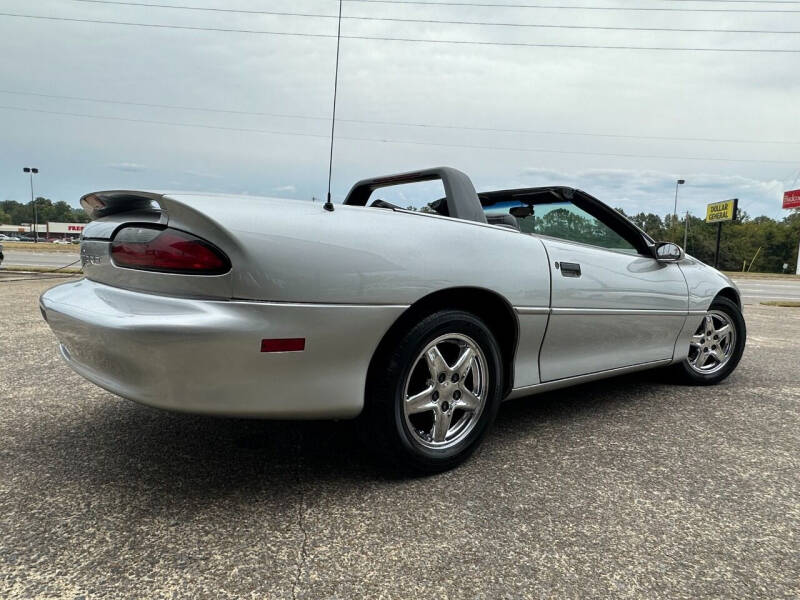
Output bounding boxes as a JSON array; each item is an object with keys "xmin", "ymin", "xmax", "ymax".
[{"xmin": 40, "ymin": 279, "xmax": 406, "ymax": 418}]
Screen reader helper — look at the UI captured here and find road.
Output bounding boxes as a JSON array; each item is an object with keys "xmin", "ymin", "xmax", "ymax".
[
  {"xmin": 2, "ymin": 249, "xmax": 80, "ymax": 269},
  {"xmin": 732, "ymin": 277, "xmax": 800, "ymax": 304},
  {"xmin": 0, "ymin": 277, "xmax": 797, "ymax": 599}
]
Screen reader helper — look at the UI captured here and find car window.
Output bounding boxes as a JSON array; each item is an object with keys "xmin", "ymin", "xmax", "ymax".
[
  {"xmin": 369, "ymin": 180, "xmax": 447, "ymax": 213},
  {"xmin": 488, "ymin": 200, "xmax": 638, "ymax": 254}
]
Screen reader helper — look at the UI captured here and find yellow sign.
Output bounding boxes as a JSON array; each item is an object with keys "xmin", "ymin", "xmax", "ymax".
[{"xmin": 706, "ymin": 199, "xmax": 738, "ymax": 223}]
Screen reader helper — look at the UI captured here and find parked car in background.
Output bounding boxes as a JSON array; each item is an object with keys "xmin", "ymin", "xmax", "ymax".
[{"xmin": 40, "ymin": 167, "xmax": 746, "ymax": 472}]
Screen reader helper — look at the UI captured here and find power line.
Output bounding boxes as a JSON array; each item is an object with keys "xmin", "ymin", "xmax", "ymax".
[
  {"xmin": 1, "ymin": 104, "xmax": 797, "ymax": 165},
  {"xmin": 69, "ymin": 0, "xmax": 339, "ymax": 18},
  {"xmin": 0, "ymin": 12, "xmax": 334, "ymax": 39},
  {"xmin": 0, "ymin": 104, "xmax": 332, "ymax": 138},
  {"xmin": 2, "ymin": 89, "xmax": 798, "ymax": 146},
  {"xmin": 62, "ymin": 0, "xmax": 800, "ymax": 34},
  {"xmin": 2, "ymin": 13, "xmax": 799, "ymax": 52},
  {"xmin": 667, "ymin": 1, "xmax": 800, "ymax": 4},
  {"xmin": 343, "ymin": 0, "xmax": 800, "ymax": 12}
]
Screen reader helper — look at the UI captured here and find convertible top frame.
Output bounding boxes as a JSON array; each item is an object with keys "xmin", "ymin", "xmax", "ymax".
[
  {"xmin": 479, "ymin": 185, "xmax": 656, "ymax": 255},
  {"xmin": 343, "ymin": 166, "xmax": 487, "ymax": 224}
]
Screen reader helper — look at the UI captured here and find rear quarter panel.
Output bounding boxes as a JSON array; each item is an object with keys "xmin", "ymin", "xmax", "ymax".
[
  {"xmin": 168, "ymin": 195, "xmax": 552, "ymax": 308},
  {"xmin": 188, "ymin": 197, "xmax": 553, "ymax": 389},
  {"xmin": 81, "ymin": 193, "xmax": 553, "ymax": 390}
]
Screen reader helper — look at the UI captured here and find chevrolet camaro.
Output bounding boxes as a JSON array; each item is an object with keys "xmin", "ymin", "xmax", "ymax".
[{"xmin": 40, "ymin": 167, "xmax": 746, "ymax": 472}]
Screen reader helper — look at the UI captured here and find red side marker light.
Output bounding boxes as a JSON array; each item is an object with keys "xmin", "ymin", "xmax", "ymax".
[{"xmin": 261, "ymin": 338, "xmax": 306, "ymax": 353}]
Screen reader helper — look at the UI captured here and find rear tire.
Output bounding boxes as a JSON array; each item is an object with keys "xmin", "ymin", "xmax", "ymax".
[
  {"xmin": 360, "ymin": 310, "xmax": 503, "ymax": 474},
  {"xmin": 672, "ymin": 296, "xmax": 746, "ymax": 385}
]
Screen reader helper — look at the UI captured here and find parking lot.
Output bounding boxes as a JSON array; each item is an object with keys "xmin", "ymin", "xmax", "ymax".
[{"xmin": 1, "ymin": 276, "xmax": 798, "ymax": 599}]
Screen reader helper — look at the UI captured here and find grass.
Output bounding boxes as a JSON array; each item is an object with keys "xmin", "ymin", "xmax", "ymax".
[
  {"xmin": 1, "ymin": 241, "xmax": 79, "ymax": 253},
  {"xmin": 760, "ymin": 300, "xmax": 800, "ymax": 307}
]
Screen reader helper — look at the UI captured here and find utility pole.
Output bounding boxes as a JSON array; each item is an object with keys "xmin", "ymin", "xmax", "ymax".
[{"xmin": 23, "ymin": 167, "xmax": 39, "ymax": 243}]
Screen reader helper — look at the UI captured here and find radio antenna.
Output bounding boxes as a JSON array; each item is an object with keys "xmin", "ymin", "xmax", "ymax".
[{"xmin": 323, "ymin": 0, "xmax": 343, "ymax": 212}]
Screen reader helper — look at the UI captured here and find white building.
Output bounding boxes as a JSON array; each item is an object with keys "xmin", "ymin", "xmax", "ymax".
[
  {"xmin": 0, "ymin": 222, "xmax": 85, "ymax": 239},
  {"xmin": 47, "ymin": 222, "xmax": 87, "ymax": 238}
]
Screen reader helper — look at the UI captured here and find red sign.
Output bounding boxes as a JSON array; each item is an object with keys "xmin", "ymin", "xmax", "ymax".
[
  {"xmin": 784, "ymin": 189, "xmax": 800, "ymax": 209},
  {"xmin": 67, "ymin": 225, "xmax": 85, "ymax": 232}
]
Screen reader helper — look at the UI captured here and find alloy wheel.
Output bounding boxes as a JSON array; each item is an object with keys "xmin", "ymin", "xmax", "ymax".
[
  {"xmin": 402, "ymin": 333, "xmax": 488, "ymax": 450},
  {"xmin": 687, "ymin": 310, "xmax": 737, "ymax": 375}
]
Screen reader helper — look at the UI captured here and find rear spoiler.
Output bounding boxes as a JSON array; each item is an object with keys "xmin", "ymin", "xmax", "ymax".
[{"xmin": 80, "ymin": 190, "xmax": 165, "ymax": 220}]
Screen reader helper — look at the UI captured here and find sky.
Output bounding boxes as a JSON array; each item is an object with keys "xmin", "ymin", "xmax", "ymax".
[{"xmin": 1, "ymin": 0, "xmax": 799, "ymax": 220}]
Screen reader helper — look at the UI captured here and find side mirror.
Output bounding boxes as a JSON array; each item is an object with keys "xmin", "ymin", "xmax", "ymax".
[
  {"xmin": 509, "ymin": 205, "xmax": 534, "ymax": 218},
  {"xmin": 653, "ymin": 242, "xmax": 684, "ymax": 262}
]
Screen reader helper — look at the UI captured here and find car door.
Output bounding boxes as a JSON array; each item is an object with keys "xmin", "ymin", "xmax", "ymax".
[{"xmin": 532, "ymin": 200, "xmax": 688, "ymax": 381}]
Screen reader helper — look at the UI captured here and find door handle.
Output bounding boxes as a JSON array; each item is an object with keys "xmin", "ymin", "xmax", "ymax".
[{"xmin": 558, "ymin": 261, "xmax": 582, "ymax": 278}]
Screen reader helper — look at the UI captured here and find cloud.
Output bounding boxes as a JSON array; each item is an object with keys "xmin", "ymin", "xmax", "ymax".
[
  {"xmin": 1, "ymin": 0, "xmax": 797, "ymax": 219},
  {"xmin": 181, "ymin": 170, "xmax": 222, "ymax": 180},
  {"xmin": 517, "ymin": 167, "xmax": 787, "ymax": 219},
  {"xmin": 107, "ymin": 162, "xmax": 146, "ymax": 172}
]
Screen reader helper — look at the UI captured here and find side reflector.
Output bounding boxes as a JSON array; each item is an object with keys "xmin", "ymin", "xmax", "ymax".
[{"xmin": 261, "ymin": 338, "xmax": 306, "ymax": 353}]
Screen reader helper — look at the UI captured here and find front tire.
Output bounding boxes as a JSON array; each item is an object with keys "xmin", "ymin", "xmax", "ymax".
[
  {"xmin": 672, "ymin": 296, "xmax": 746, "ymax": 385},
  {"xmin": 361, "ymin": 310, "xmax": 504, "ymax": 473}
]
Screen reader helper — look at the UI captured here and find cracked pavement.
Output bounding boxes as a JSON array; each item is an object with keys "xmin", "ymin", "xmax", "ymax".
[{"xmin": 1, "ymin": 277, "xmax": 798, "ymax": 599}]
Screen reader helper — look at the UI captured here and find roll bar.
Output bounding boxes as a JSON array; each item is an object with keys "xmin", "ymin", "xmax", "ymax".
[{"xmin": 343, "ymin": 166, "xmax": 487, "ymax": 224}]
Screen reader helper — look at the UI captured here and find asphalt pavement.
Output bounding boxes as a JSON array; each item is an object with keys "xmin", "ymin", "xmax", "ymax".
[
  {"xmin": 0, "ymin": 276, "xmax": 797, "ymax": 599},
  {"xmin": 732, "ymin": 278, "xmax": 800, "ymax": 304},
  {"xmin": 2, "ymin": 250, "xmax": 80, "ymax": 269}
]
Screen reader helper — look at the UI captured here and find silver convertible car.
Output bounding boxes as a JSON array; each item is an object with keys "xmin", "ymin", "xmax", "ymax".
[{"xmin": 40, "ymin": 167, "xmax": 746, "ymax": 472}]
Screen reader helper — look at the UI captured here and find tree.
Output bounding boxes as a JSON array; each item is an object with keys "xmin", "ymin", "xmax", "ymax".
[{"xmin": 0, "ymin": 199, "xmax": 90, "ymax": 225}]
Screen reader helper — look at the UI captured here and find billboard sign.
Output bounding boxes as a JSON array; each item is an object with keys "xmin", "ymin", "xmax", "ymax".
[
  {"xmin": 705, "ymin": 199, "xmax": 738, "ymax": 224},
  {"xmin": 783, "ymin": 189, "xmax": 800, "ymax": 210}
]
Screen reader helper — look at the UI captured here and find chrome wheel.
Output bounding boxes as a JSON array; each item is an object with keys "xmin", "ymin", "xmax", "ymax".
[
  {"xmin": 403, "ymin": 333, "xmax": 489, "ymax": 450},
  {"xmin": 687, "ymin": 310, "xmax": 737, "ymax": 375}
]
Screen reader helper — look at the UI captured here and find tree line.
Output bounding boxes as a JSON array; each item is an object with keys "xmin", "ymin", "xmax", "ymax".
[
  {"xmin": 0, "ymin": 198, "xmax": 90, "ymax": 227},
  {"xmin": 624, "ymin": 209, "xmax": 800, "ymax": 274}
]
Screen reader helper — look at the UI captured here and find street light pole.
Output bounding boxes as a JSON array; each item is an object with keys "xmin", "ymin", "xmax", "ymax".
[
  {"xmin": 673, "ymin": 179, "xmax": 685, "ymax": 222},
  {"xmin": 23, "ymin": 167, "xmax": 39, "ymax": 243}
]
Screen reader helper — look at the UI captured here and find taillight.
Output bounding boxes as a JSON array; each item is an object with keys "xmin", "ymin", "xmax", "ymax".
[{"xmin": 111, "ymin": 226, "xmax": 230, "ymax": 275}]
